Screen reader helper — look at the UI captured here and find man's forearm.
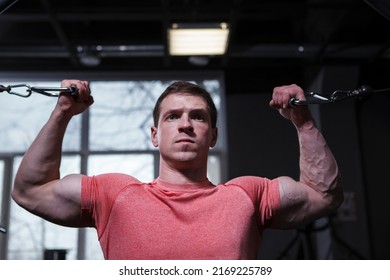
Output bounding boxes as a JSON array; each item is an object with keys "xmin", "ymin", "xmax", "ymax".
[
  {"xmin": 15, "ymin": 109, "xmax": 72, "ymax": 188},
  {"xmin": 296, "ymin": 120, "xmax": 341, "ymax": 194}
]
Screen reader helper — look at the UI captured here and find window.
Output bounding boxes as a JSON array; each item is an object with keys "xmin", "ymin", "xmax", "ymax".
[
  {"xmin": 0, "ymin": 73, "xmax": 227, "ymax": 259},
  {"xmin": 0, "ymin": 161, "xmax": 3, "ymax": 214}
]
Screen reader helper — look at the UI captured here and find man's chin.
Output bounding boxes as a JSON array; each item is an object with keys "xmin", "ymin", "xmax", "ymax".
[{"xmin": 168, "ymin": 153, "xmax": 200, "ymax": 166}]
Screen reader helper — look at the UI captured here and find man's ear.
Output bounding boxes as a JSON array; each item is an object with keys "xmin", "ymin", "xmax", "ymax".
[
  {"xmin": 210, "ymin": 127, "xmax": 218, "ymax": 148},
  {"xmin": 151, "ymin": 126, "xmax": 158, "ymax": 147}
]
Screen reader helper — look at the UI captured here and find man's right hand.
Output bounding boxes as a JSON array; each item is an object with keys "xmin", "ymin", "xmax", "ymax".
[{"xmin": 57, "ymin": 80, "xmax": 94, "ymax": 116}]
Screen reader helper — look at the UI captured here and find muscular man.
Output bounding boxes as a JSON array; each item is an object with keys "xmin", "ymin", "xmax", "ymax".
[{"xmin": 12, "ymin": 80, "xmax": 343, "ymax": 259}]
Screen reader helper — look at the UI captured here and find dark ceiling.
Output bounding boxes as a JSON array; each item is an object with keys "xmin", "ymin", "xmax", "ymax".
[{"xmin": 1, "ymin": 0, "xmax": 390, "ymax": 93}]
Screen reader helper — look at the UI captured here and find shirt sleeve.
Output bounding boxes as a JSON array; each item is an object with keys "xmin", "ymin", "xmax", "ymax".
[
  {"xmin": 224, "ymin": 176, "xmax": 280, "ymax": 227},
  {"xmin": 80, "ymin": 173, "xmax": 142, "ymax": 230}
]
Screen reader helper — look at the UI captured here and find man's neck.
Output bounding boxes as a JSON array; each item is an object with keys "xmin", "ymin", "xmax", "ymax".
[{"xmin": 158, "ymin": 160, "xmax": 208, "ymax": 184}]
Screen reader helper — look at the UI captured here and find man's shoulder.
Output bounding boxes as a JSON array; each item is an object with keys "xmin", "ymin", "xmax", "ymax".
[
  {"xmin": 82, "ymin": 173, "xmax": 145, "ymax": 187},
  {"xmin": 224, "ymin": 175, "xmax": 272, "ymax": 186},
  {"xmin": 222, "ymin": 176, "xmax": 279, "ymax": 195}
]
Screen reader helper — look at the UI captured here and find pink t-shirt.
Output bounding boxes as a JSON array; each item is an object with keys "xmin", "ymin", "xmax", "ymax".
[{"xmin": 81, "ymin": 174, "xmax": 280, "ymax": 260}]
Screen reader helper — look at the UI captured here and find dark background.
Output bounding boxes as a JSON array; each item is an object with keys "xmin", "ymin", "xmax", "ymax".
[{"xmin": 1, "ymin": 0, "xmax": 389, "ymax": 259}]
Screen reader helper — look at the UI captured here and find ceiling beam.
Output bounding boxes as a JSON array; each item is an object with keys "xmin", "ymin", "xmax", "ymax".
[{"xmin": 39, "ymin": 0, "xmax": 80, "ymax": 67}]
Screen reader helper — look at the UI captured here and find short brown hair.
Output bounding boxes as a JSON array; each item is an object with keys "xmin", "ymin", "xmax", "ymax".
[{"xmin": 153, "ymin": 81, "xmax": 218, "ymax": 128}]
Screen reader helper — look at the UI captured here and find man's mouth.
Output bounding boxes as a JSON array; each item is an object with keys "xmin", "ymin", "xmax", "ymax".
[{"xmin": 176, "ymin": 138, "xmax": 195, "ymax": 143}]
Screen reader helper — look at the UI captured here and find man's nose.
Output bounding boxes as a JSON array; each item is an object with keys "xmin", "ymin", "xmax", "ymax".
[{"xmin": 178, "ymin": 116, "xmax": 194, "ymax": 132}]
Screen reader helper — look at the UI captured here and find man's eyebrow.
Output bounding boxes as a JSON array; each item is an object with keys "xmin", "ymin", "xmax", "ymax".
[
  {"xmin": 163, "ymin": 108, "xmax": 207, "ymax": 114},
  {"xmin": 162, "ymin": 108, "xmax": 181, "ymax": 115},
  {"xmin": 190, "ymin": 108, "xmax": 208, "ymax": 114}
]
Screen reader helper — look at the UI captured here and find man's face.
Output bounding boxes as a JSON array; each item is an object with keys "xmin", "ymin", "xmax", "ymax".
[{"xmin": 151, "ymin": 93, "xmax": 218, "ymax": 167}]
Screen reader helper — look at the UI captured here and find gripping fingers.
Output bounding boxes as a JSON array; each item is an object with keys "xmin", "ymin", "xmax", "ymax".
[
  {"xmin": 271, "ymin": 84, "xmax": 305, "ymax": 109},
  {"xmin": 61, "ymin": 80, "xmax": 91, "ymax": 102}
]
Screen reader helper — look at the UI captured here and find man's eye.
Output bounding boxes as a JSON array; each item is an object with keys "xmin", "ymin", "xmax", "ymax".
[
  {"xmin": 192, "ymin": 114, "xmax": 205, "ymax": 121},
  {"xmin": 167, "ymin": 114, "xmax": 178, "ymax": 120}
]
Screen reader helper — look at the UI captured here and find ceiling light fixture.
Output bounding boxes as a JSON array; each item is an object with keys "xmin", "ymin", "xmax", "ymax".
[
  {"xmin": 77, "ymin": 46, "xmax": 101, "ymax": 67},
  {"xmin": 168, "ymin": 22, "xmax": 229, "ymax": 56}
]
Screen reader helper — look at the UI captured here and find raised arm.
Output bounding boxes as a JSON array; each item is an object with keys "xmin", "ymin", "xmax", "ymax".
[
  {"xmin": 269, "ymin": 84, "xmax": 343, "ymax": 229},
  {"xmin": 12, "ymin": 80, "xmax": 94, "ymax": 227}
]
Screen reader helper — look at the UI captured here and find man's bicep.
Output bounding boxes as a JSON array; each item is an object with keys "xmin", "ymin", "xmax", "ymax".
[
  {"xmin": 274, "ymin": 176, "xmax": 326, "ymax": 228},
  {"xmin": 42, "ymin": 174, "xmax": 83, "ymax": 226}
]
